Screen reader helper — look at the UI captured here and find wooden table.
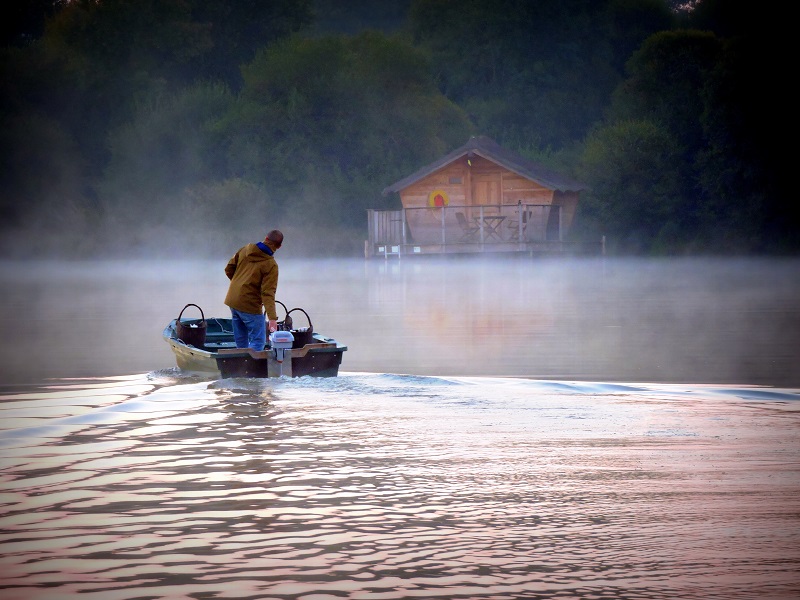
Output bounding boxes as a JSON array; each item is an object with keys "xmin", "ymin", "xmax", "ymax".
[{"xmin": 475, "ymin": 215, "xmax": 506, "ymax": 240}]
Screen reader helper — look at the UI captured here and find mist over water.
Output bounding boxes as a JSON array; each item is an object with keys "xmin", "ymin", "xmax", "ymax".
[{"xmin": 0, "ymin": 256, "xmax": 797, "ymax": 386}]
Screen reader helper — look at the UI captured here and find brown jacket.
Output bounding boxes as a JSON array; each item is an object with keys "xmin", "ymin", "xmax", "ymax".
[{"xmin": 224, "ymin": 243, "xmax": 279, "ymax": 319}]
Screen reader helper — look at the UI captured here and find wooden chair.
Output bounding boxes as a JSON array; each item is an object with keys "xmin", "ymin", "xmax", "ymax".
[
  {"xmin": 456, "ymin": 212, "xmax": 479, "ymax": 241},
  {"xmin": 507, "ymin": 210, "xmax": 529, "ymax": 241}
]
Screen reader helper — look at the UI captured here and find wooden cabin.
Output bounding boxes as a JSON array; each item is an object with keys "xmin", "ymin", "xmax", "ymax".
[{"xmin": 366, "ymin": 136, "xmax": 599, "ymax": 258}]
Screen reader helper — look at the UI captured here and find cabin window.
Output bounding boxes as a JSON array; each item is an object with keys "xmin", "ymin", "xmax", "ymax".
[{"xmin": 449, "ymin": 177, "xmax": 462, "ymax": 184}]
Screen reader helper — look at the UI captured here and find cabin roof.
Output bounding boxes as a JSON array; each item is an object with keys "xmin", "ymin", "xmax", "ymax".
[{"xmin": 382, "ymin": 135, "xmax": 586, "ymax": 195}]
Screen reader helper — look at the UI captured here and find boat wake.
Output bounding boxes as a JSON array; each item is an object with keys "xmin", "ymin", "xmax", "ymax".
[{"xmin": 0, "ymin": 371, "xmax": 798, "ymax": 599}]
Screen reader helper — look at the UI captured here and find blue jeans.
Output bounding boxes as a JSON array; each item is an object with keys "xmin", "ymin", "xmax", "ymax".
[{"xmin": 230, "ymin": 308, "xmax": 266, "ymax": 351}]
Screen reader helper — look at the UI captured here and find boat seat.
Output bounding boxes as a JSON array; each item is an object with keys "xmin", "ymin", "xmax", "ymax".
[{"xmin": 203, "ymin": 341, "xmax": 238, "ymax": 350}]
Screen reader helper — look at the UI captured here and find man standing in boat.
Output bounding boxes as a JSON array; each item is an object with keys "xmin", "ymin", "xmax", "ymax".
[{"xmin": 224, "ymin": 230, "xmax": 283, "ymax": 351}]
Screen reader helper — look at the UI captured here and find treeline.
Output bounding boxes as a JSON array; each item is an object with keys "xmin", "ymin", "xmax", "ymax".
[{"xmin": 0, "ymin": 0, "xmax": 792, "ymax": 257}]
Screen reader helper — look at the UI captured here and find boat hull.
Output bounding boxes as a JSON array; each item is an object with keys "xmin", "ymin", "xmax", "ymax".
[{"xmin": 163, "ymin": 317, "xmax": 346, "ymax": 378}]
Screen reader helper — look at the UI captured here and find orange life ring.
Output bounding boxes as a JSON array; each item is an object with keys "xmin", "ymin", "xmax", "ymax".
[{"xmin": 428, "ymin": 189, "xmax": 449, "ymax": 208}]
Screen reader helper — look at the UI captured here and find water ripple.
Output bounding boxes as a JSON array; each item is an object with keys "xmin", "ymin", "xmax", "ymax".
[{"xmin": 0, "ymin": 374, "xmax": 798, "ymax": 599}]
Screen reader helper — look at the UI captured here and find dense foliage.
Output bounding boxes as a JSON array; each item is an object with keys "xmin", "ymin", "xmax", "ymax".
[{"xmin": 0, "ymin": 0, "xmax": 791, "ymax": 257}]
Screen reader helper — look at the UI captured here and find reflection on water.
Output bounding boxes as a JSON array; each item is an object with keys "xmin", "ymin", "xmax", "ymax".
[
  {"xmin": 0, "ymin": 373, "xmax": 798, "ymax": 599},
  {"xmin": 0, "ymin": 256, "xmax": 799, "ymax": 386},
  {"xmin": 1, "ymin": 257, "xmax": 799, "ymax": 597}
]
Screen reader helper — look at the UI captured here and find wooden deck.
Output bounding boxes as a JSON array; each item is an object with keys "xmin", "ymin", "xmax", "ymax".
[{"xmin": 366, "ymin": 205, "xmax": 603, "ymax": 258}]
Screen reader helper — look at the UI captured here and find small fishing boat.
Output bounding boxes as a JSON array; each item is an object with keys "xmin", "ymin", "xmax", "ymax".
[{"xmin": 163, "ymin": 303, "xmax": 347, "ymax": 378}]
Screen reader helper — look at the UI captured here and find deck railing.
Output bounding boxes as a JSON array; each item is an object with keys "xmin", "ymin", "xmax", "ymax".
[{"xmin": 366, "ymin": 203, "xmax": 567, "ymax": 257}]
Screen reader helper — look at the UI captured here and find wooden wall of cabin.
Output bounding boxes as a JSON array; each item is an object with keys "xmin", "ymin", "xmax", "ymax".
[
  {"xmin": 396, "ymin": 161, "xmax": 467, "ymax": 244},
  {"xmin": 398, "ymin": 161, "xmax": 468, "ymax": 209},
  {"xmin": 395, "ymin": 155, "xmax": 575, "ymax": 244},
  {"xmin": 398, "ymin": 155, "xmax": 556, "ymax": 210}
]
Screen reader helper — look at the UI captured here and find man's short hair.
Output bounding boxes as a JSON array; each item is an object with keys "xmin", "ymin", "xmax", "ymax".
[{"xmin": 266, "ymin": 230, "xmax": 283, "ymax": 248}]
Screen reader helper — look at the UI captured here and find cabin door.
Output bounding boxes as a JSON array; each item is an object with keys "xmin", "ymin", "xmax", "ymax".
[{"xmin": 471, "ymin": 174, "xmax": 501, "ymax": 209}]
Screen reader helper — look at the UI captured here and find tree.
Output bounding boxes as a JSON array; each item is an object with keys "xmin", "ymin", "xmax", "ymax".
[
  {"xmin": 695, "ymin": 33, "xmax": 792, "ymax": 251},
  {"xmin": 44, "ymin": 0, "xmax": 212, "ymax": 84},
  {"xmin": 0, "ymin": 110, "xmax": 94, "ymax": 257},
  {"xmin": 409, "ymin": 0, "xmax": 674, "ymax": 152},
  {"xmin": 99, "ymin": 81, "xmax": 234, "ymax": 219},
  {"xmin": 605, "ymin": 0, "xmax": 676, "ymax": 73},
  {"xmin": 187, "ymin": 0, "xmax": 314, "ymax": 88},
  {"xmin": 594, "ymin": 22, "xmax": 793, "ymax": 253},
  {"xmin": 609, "ymin": 30, "xmax": 721, "ymax": 156},
  {"xmin": 229, "ymin": 32, "xmax": 473, "ymax": 231},
  {"xmin": 579, "ymin": 119, "xmax": 683, "ymax": 253}
]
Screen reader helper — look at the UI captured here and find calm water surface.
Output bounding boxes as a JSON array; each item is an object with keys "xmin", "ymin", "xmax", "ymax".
[
  {"xmin": 0, "ymin": 256, "xmax": 798, "ymax": 385},
  {"xmin": 0, "ymin": 257, "xmax": 799, "ymax": 599}
]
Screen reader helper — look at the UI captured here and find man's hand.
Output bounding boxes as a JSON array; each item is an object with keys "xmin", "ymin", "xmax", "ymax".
[{"xmin": 268, "ymin": 319, "xmax": 278, "ymax": 333}]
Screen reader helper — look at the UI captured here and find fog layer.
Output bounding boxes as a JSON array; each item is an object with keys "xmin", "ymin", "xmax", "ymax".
[{"xmin": 0, "ymin": 256, "xmax": 798, "ymax": 387}]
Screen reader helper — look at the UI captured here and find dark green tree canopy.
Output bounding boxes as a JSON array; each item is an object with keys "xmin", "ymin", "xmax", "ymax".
[
  {"xmin": 0, "ymin": 0, "xmax": 793, "ymax": 257},
  {"xmin": 231, "ymin": 31, "xmax": 472, "ymax": 225},
  {"xmin": 409, "ymin": 0, "xmax": 674, "ymax": 150}
]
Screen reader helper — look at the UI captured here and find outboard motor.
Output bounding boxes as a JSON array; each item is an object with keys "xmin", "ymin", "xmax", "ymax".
[{"xmin": 269, "ymin": 330, "xmax": 294, "ymax": 375}]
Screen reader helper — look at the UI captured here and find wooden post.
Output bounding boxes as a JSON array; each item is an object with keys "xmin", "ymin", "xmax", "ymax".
[
  {"xmin": 558, "ymin": 205, "xmax": 563, "ymax": 241},
  {"xmin": 441, "ymin": 205, "xmax": 446, "ymax": 246},
  {"xmin": 479, "ymin": 205, "xmax": 485, "ymax": 245}
]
